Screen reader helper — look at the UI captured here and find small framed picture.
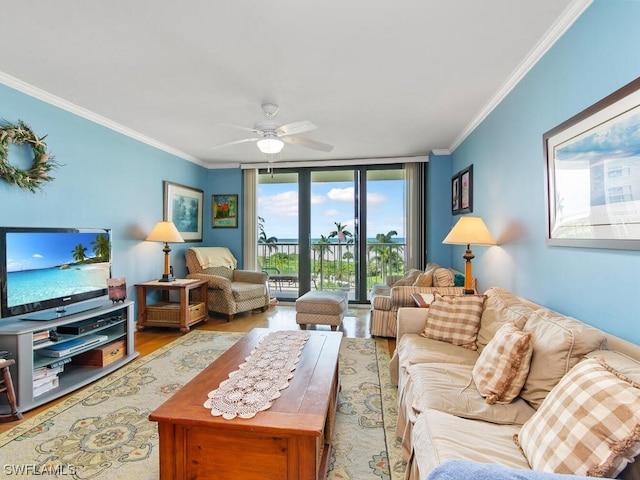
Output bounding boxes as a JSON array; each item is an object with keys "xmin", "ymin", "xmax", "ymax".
[
  {"xmin": 451, "ymin": 175, "xmax": 461, "ymax": 214},
  {"xmin": 212, "ymin": 194, "xmax": 238, "ymax": 228},
  {"xmin": 459, "ymin": 165, "xmax": 473, "ymax": 214},
  {"xmin": 163, "ymin": 181, "xmax": 204, "ymax": 241}
]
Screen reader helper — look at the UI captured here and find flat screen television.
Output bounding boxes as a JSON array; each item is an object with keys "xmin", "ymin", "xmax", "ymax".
[{"xmin": 0, "ymin": 227, "xmax": 112, "ymax": 320}]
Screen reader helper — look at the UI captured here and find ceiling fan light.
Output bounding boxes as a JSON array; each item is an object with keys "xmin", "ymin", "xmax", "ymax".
[{"xmin": 257, "ymin": 138, "xmax": 284, "ymax": 154}]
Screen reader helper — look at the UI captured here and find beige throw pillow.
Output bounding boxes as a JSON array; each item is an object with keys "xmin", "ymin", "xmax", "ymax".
[
  {"xmin": 413, "ymin": 272, "xmax": 434, "ymax": 287},
  {"xmin": 473, "ymin": 322, "xmax": 533, "ymax": 404},
  {"xmin": 433, "ymin": 268, "xmax": 455, "ymax": 287},
  {"xmin": 514, "ymin": 357, "xmax": 640, "ymax": 478},
  {"xmin": 420, "ymin": 293, "xmax": 485, "ymax": 350},
  {"xmin": 392, "ymin": 268, "xmax": 423, "ymax": 286}
]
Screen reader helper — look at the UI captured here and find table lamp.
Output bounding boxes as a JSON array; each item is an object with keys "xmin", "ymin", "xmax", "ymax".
[
  {"xmin": 442, "ymin": 216, "xmax": 496, "ymax": 294},
  {"xmin": 146, "ymin": 221, "xmax": 184, "ymax": 282}
]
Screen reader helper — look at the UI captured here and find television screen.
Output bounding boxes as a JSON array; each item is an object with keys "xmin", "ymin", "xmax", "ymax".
[{"xmin": 0, "ymin": 227, "xmax": 112, "ymax": 319}]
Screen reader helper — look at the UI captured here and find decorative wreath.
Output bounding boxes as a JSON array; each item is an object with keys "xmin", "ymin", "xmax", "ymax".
[{"xmin": 0, "ymin": 119, "xmax": 59, "ymax": 192}]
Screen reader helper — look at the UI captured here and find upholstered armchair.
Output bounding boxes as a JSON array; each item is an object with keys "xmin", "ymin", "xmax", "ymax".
[{"xmin": 185, "ymin": 247, "xmax": 269, "ymax": 321}]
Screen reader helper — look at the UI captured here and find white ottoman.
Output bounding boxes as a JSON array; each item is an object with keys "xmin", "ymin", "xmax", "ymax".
[{"xmin": 295, "ymin": 290, "xmax": 348, "ymax": 331}]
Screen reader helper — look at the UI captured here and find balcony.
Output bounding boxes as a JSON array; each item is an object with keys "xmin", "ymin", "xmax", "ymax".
[{"xmin": 258, "ymin": 241, "xmax": 406, "ymax": 301}]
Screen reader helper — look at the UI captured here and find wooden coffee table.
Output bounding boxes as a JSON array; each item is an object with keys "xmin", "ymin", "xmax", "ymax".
[{"xmin": 149, "ymin": 328, "xmax": 342, "ymax": 480}]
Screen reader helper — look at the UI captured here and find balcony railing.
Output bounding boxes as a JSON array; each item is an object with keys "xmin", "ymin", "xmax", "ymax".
[{"xmin": 258, "ymin": 241, "xmax": 406, "ymax": 299}]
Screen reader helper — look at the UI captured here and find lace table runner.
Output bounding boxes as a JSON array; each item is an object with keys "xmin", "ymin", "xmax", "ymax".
[{"xmin": 203, "ymin": 330, "xmax": 309, "ymax": 419}]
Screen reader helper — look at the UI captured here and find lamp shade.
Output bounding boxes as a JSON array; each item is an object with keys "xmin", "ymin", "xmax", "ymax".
[
  {"xmin": 145, "ymin": 221, "xmax": 185, "ymax": 243},
  {"xmin": 257, "ymin": 137, "xmax": 284, "ymax": 154},
  {"xmin": 443, "ymin": 216, "xmax": 496, "ymax": 246}
]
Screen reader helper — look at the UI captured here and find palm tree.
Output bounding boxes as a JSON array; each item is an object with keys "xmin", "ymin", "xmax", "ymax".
[
  {"xmin": 257, "ymin": 216, "xmax": 279, "ymax": 269},
  {"xmin": 328, "ymin": 222, "xmax": 353, "ymax": 283},
  {"xmin": 91, "ymin": 233, "xmax": 110, "ymax": 262},
  {"xmin": 312, "ymin": 235, "xmax": 332, "ymax": 288},
  {"xmin": 369, "ymin": 230, "xmax": 401, "ymax": 281},
  {"xmin": 72, "ymin": 244, "xmax": 87, "ymax": 263}
]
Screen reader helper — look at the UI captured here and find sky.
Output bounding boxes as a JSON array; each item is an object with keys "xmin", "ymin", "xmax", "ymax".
[
  {"xmin": 258, "ymin": 177, "xmax": 405, "ymax": 241},
  {"xmin": 6, "ymin": 231, "xmax": 108, "ymax": 272}
]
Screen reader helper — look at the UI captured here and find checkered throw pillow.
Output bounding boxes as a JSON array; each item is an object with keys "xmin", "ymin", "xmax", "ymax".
[
  {"xmin": 514, "ymin": 357, "xmax": 640, "ymax": 477},
  {"xmin": 433, "ymin": 268, "xmax": 455, "ymax": 287},
  {"xmin": 473, "ymin": 321, "xmax": 533, "ymax": 404},
  {"xmin": 420, "ymin": 293, "xmax": 485, "ymax": 350}
]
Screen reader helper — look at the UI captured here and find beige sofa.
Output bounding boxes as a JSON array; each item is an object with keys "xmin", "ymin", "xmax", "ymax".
[
  {"xmin": 370, "ymin": 263, "xmax": 472, "ymax": 338},
  {"xmin": 391, "ymin": 287, "xmax": 640, "ymax": 480}
]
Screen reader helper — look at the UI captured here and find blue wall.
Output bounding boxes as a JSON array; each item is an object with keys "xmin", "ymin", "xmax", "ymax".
[
  {"xmin": 448, "ymin": 0, "xmax": 640, "ymax": 344},
  {"xmin": 0, "ymin": 84, "xmax": 208, "ymax": 311}
]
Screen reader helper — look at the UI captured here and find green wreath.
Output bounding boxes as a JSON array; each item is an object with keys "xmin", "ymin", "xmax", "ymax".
[{"xmin": 0, "ymin": 119, "xmax": 59, "ymax": 192}]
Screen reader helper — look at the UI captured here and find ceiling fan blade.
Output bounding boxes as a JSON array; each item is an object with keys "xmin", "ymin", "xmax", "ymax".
[
  {"xmin": 276, "ymin": 120, "xmax": 317, "ymax": 136},
  {"xmin": 282, "ymin": 135, "xmax": 334, "ymax": 152},
  {"xmin": 217, "ymin": 123, "xmax": 262, "ymax": 134},
  {"xmin": 210, "ymin": 137, "xmax": 258, "ymax": 150}
]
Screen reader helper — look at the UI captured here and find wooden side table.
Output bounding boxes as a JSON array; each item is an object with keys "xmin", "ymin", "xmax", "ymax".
[
  {"xmin": 135, "ymin": 279, "xmax": 209, "ymax": 333},
  {"xmin": 411, "ymin": 293, "xmax": 434, "ymax": 308}
]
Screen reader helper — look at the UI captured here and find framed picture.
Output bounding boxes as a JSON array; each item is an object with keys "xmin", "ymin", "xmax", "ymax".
[
  {"xmin": 459, "ymin": 165, "xmax": 473, "ymax": 214},
  {"xmin": 163, "ymin": 181, "xmax": 203, "ymax": 242},
  {"xmin": 544, "ymin": 76, "xmax": 640, "ymax": 250},
  {"xmin": 212, "ymin": 194, "xmax": 238, "ymax": 228},
  {"xmin": 451, "ymin": 175, "xmax": 461, "ymax": 214}
]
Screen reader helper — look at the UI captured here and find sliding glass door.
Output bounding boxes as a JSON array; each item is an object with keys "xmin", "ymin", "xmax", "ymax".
[{"xmin": 258, "ymin": 165, "xmax": 406, "ymax": 303}]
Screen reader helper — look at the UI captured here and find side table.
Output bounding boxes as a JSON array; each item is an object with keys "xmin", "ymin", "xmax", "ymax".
[
  {"xmin": 411, "ymin": 293, "xmax": 434, "ymax": 308},
  {"xmin": 135, "ymin": 279, "xmax": 209, "ymax": 333}
]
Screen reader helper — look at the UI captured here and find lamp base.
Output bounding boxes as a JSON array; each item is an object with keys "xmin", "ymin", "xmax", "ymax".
[{"xmin": 158, "ymin": 274, "xmax": 175, "ymax": 282}]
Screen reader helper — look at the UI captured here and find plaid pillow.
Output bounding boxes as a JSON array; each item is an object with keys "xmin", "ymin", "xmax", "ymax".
[
  {"xmin": 514, "ymin": 357, "xmax": 640, "ymax": 477},
  {"xmin": 420, "ymin": 293, "xmax": 485, "ymax": 350},
  {"xmin": 473, "ymin": 321, "xmax": 533, "ymax": 404}
]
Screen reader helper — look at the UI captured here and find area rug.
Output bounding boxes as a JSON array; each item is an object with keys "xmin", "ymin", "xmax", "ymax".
[{"xmin": 0, "ymin": 331, "xmax": 405, "ymax": 479}]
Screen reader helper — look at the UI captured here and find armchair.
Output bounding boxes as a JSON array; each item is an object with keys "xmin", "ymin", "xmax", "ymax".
[{"xmin": 185, "ymin": 247, "xmax": 269, "ymax": 321}]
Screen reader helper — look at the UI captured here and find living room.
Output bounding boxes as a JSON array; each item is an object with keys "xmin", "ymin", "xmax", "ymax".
[{"xmin": 0, "ymin": 1, "xmax": 639, "ymax": 477}]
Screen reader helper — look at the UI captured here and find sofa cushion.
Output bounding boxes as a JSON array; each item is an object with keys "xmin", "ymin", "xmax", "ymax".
[
  {"xmin": 519, "ymin": 309, "xmax": 606, "ymax": 409},
  {"xmin": 433, "ymin": 268, "xmax": 455, "ymax": 287},
  {"xmin": 393, "ymin": 268, "xmax": 423, "ymax": 286},
  {"xmin": 397, "ymin": 334, "xmax": 480, "ymax": 372},
  {"xmin": 408, "ymin": 363, "xmax": 536, "ymax": 425},
  {"xmin": 473, "ymin": 321, "xmax": 533, "ymax": 405},
  {"xmin": 230, "ymin": 282, "xmax": 267, "ymax": 302},
  {"xmin": 514, "ymin": 357, "xmax": 640, "ymax": 478},
  {"xmin": 411, "ymin": 409, "xmax": 528, "ymax": 480},
  {"xmin": 477, "ymin": 287, "xmax": 534, "ymax": 353},
  {"xmin": 421, "ymin": 293, "xmax": 485, "ymax": 350}
]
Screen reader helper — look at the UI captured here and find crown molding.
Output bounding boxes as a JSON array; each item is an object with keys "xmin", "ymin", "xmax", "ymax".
[
  {"xmin": 448, "ymin": 0, "xmax": 593, "ymax": 152},
  {"xmin": 0, "ymin": 71, "xmax": 206, "ymax": 167}
]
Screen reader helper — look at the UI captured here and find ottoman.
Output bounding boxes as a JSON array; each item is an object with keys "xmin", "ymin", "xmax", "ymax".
[{"xmin": 295, "ymin": 290, "xmax": 348, "ymax": 331}]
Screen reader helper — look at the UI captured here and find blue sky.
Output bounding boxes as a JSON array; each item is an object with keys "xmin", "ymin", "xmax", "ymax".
[
  {"xmin": 6, "ymin": 231, "xmax": 106, "ymax": 272},
  {"xmin": 258, "ymin": 178, "xmax": 405, "ymax": 241}
]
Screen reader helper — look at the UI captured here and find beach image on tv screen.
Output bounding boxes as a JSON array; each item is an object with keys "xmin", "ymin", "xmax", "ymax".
[{"xmin": 6, "ymin": 231, "xmax": 111, "ymax": 308}]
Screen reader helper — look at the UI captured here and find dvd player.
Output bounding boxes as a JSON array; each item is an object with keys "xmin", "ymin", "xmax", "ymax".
[{"xmin": 56, "ymin": 315, "xmax": 120, "ymax": 335}]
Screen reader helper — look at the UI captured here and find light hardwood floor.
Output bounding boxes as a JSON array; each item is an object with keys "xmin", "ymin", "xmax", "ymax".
[{"xmin": 1, "ymin": 303, "xmax": 393, "ymax": 434}]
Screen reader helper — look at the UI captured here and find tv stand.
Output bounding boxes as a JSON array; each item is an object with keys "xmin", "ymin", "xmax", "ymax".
[
  {"xmin": 0, "ymin": 300, "xmax": 137, "ymax": 413},
  {"xmin": 22, "ymin": 304, "xmax": 101, "ymax": 322}
]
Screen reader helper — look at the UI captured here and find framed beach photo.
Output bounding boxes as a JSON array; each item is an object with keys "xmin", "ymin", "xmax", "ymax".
[
  {"xmin": 212, "ymin": 194, "xmax": 238, "ymax": 228},
  {"xmin": 451, "ymin": 174, "xmax": 461, "ymax": 214},
  {"xmin": 163, "ymin": 181, "xmax": 203, "ymax": 241},
  {"xmin": 544, "ymin": 76, "xmax": 640, "ymax": 250}
]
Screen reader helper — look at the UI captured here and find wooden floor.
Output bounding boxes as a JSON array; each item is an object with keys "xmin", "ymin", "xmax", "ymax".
[{"xmin": 1, "ymin": 303, "xmax": 392, "ymax": 434}]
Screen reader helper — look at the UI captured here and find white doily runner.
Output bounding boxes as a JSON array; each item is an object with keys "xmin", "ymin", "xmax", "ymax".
[{"xmin": 203, "ymin": 330, "xmax": 309, "ymax": 419}]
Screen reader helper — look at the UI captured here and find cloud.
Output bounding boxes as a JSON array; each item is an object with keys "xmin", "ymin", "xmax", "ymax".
[
  {"xmin": 324, "ymin": 209, "xmax": 340, "ymax": 217},
  {"xmin": 32, "ymin": 254, "xmax": 43, "ymax": 259},
  {"xmin": 260, "ymin": 190, "xmax": 299, "ymax": 217},
  {"xmin": 327, "ymin": 187, "xmax": 354, "ymax": 202},
  {"xmin": 311, "ymin": 193, "xmax": 326, "ymax": 205},
  {"xmin": 367, "ymin": 192, "xmax": 387, "ymax": 207}
]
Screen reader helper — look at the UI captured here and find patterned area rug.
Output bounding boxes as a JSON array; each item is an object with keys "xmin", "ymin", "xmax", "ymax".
[{"xmin": 0, "ymin": 331, "xmax": 405, "ymax": 479}]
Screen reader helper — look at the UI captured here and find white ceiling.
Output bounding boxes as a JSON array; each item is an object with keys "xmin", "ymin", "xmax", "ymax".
[{"xmin": 0, "ymin": 0, "xmax": 589, "ymax": 168}]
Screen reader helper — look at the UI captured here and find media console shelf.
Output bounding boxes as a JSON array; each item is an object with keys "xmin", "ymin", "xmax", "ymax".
[{"xmin": 0, "ymin": 300, "xmax": 138, "ymax": 413}]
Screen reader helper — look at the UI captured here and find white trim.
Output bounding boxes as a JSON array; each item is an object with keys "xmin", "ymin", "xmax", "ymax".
[
  {"xmin": 0, "ymin": 71, "xmax": 206, "ymax": 167},
  {"xmin": 430, "ymin": 149, "xmax": 451, "ymax": 156},
  {"xmin": 240, "ymin": 155, "xmax": 429, "ymax": 170},
  {"xmin": 449, "ymin": 0, "xmax": 593, "ymax": 152}
]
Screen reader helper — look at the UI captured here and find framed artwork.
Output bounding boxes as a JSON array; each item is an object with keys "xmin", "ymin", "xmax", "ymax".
[
  {"xmin": 451, "ymin": 175, "xmax": 460, "ymax": 214},
  {"xmin": 544, "ymin": 76, "xmax": 640, "ymax": 250},
  {"xmin": 163, "ymin": 181, "xmax": 203, "ymax": 242},
  {"xmin": 212, "ymin": 194, "xmax": 238, "ymax": 228},
  {"xmin": 459, "ymin": 165, "xmax": 473, "ymax": 214}
]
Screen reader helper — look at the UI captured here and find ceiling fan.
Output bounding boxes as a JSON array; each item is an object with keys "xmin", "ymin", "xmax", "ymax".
[{"xmin": 211, "ymin": 103, "xmax": 333, "ymax": 155}]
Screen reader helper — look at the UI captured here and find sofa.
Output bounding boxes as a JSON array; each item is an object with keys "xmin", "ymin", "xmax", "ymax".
[
  {"xmin": 390, "ymin": 287, "xmax": 640, "ymax": 480},
  {"xmin": 370, "ymin": 263, "xmax": 473, "ymax": 338},
  {"xmin": 185, "ymin": 247, "xmax": 269, "ymax": 320}
]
